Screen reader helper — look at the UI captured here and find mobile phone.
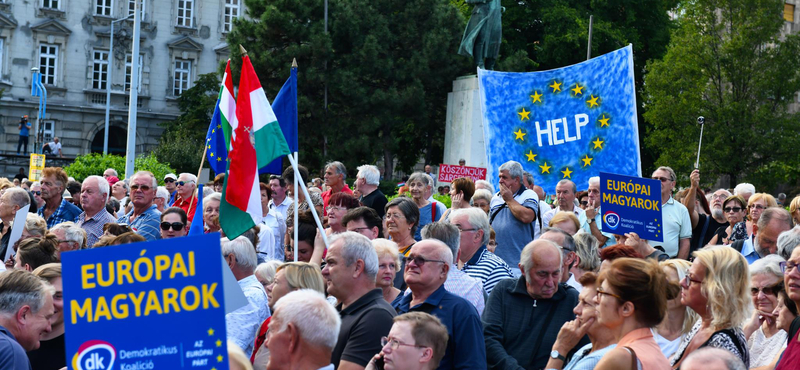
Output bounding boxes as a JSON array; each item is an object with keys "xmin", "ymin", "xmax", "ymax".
[{"xmin": 374, "ymin": 355, "xmax": 385, "ymax": 370}]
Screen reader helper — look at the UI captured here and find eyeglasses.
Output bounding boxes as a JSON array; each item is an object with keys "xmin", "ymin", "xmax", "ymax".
[
  {"xmin": 31, "ymin": 191, "xmax": 41, "ymax": 196},
  {"xmin": 748, "ymin": 204, "xmax": 767, "ymax": 211},
  {"xmin": 723, "ymin": 207, "xmax": 743, "ymax": 213},
  {"xmin": 130, "ymin": 184, "xmax": 151, "ymax": 192},
  {"xmin": 381, "ymin": 336, "xmax": 424, "ymax": 350},
  {"xmin": 326, "ymin": 206, "xmax": 346, "ymax": 213},
  {"xmin": 385, "ymin": 213, "xmax": 405, "ymax": 220},
  {"xmin": 780, "ymin": 261, "xmax": 798, "ymax": 273},
  {"xmin": 164, "ymin": 178, "xmax": 176, "ymax": 183},
  {"xmin": 406, "ymin": 254, "xmax": 446, "ymax": 267},
  {"xmin": 651, "ymin": 176, "xmax": 672, "ymax": 183},
  {"xmin": 595, "ymin": 287, "xmax": 622, "ymax": 300},
  {"xmin": 56, "ymin": 239, "xmax": 71, "ymax": 244},
  {"xmin": 348, "ymin": 227, "xmax": 372, "ymax": 233},
  {"xmin": 751, "ymin": 283, "xmax": 783, "ymax": 296},
  {"xmin": 488, "ymin": 240, "xmax": 497, "ymax": 247},
  {"xmin": 455, "ymin": 225, "xmax": 477, "ymax": 232},
  {"xmin": 160, "ymin": 222, "xmax": 185, "ymax": 231},
  {"xmin": 176, "ymin": 180, "xmax": 195, "ymax": 187},
  {"xmin": 682, "ymin": 274, "xmax": 703, "ymax": 286}
]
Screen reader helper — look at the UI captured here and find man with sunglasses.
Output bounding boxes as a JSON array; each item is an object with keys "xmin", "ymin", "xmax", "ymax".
[
  {"xmin": 393, "ymin": 239, "xmax": 486, "ymax": 369},
  {"xmin": 163, "ymin": 173, "xmax": 178, "ymax": 206},
  {"xmin": 116, "ymin": 171, "xmax": 161, "ymax": 241},
  {"xmin": 649, "ymin": 166, "xmax": 692, "ymax": 259},
  {"xmin": 76, "ymin": 175, "xmax": 116, "ymax": 247},
  {"xmin": 172, "ymin": 173, "xmax": 199, "ymax": 223}
]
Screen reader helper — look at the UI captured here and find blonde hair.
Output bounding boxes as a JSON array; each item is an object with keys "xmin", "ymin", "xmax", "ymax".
[
  {"xmin": 22, "ymin": 213, "xmax": 47, "ymax": 237},
  {"xmin": 32, "ymin": 263, "xmax": 62, "ymax": 282},
  {"xmin": 790, "ymin": 196, "xmax": 800, "ymax": 225},
  {"xmin": 748, "ymin": 193, "xmax": 778, "ymax": 221},
  {"xmin": 276, "ymin": 262, "xmax": 325, "ymax": 294},
  {"xmin": 660, "ymin": 259, "xmax": 699, "ymax": 334},
  {"xmin": 692, "ymin": 245, "xmax": 750, "ymax": 329},
  {"xmin": 372, "ymin": 238, "xmax": 401, "ymax": 272},
  {"xmin": 227, "ymin": 341, "xmax": 253, "ymax": 370},
  {"xmin": 548, "ymin": 211, "xmax": 580, "ymax": 232}
]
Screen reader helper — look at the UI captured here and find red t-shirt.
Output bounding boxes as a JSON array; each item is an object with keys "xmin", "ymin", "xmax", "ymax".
[
  {"xmin": 777, "ymin": 329, "xmax": 800, "ymax": 370},
  {"xmin": 321, "ymin": 184, "xmax": 353, "ymax": 215}
]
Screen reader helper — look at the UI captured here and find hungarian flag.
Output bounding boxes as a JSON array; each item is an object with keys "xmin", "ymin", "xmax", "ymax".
[
  {"xmin": 220, "ymin": 54, "xmax": 291, "ymax": 239},
  {"xmin": 205, "ymin": 60, "xmax": 236, "ymax": 175}
]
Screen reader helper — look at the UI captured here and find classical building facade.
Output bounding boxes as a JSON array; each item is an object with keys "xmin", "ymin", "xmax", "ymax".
[{"xmin": 0, "ymin": 0, "xmax": 239, "ymax": 171}]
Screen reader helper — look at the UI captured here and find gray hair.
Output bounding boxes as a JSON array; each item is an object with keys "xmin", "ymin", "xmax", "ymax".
[
  {"xmin": 385, "ymin": 197, "xmax": 420, "ymax": 233},
  {"xmin": 0, "ymin": 270, "xmax": 52, "ymax": 316},
  {"xmin": 254, "ymin": 260, "xmax": 283, "ymax": 286},
  {"xmin": 203, "ymin": 192, "xmax": 221, "ymax": 210},
  {"xmin": 778, "ymin": 226, "xmax": 800, "ymax": 260},
  {"xmin": 682, "ymin": 347, "xmax": 746, "ymax": 370},
  {"xmin": 221, "ymin": 236, "xmax": 258, "ymax": 273},
  {"xmin": 156, "ymin": 186, "xmax": 170, "ymax": 201},
  {"xmin": 749, "ymin": 254, "xmax": 784, "ymax": 280},
  {"xmin": 449, "ymin": 208, "xmax": 490, "ymax": 246},
  {"xmin": 541, "ymin": 227, "xmax": 576, "ymax": 254},
  {"xmin": 474, "ymin": 180, "xmax": 495, "ymax": 194},
  {"xmin": 421, "ymin": 222, "xmax": 460, "ymax": 261},
  {"xmin": 758, "ymin": 207, "xmax": 793, "ymax": 231},
  {"xmin": 655, "ymin": 166, "xmax": 676, "ymax": 182},
  {"xmin": 83, "ymin": 175, "xmax": 110, "ymax": 203},
  {"xmin": 105, "ymin": 168, "xmax": 118, "ymax": 177},
  {"xmin": 573, "ymin": 232, "xmax": 600, "ymax": 271},
  {"xmin": 520, "ymin": 239, "xmax": 562, "ymax": 274},
  {"xmin": 408, "ymin": 172, "xmax": 432, "ymax": 188},
  {"xmin": 132, "ymin": 171, "xmax": 157, "ymax": 188},
  {"xmin": 588, "ymin": 176, "xmax": 600, "ymax": 187},
  {"xmin": 356, "ymin": 165, "xmax": 380, "ymax": 185},
  {"xmin": 470, "ymin": 189, "xmax": 493, "ymax": 206},
  {"xmin": 51, "ymin": 222, "xmax": 86, "ymax": 249},
  {"xmin": 499, "ymin": 160, "xmax": 524, "ymax": 182},
  {"xmin": 272, "ymin": 289, "xmax": 341, "ymax": 350},
  {"xmin": 734, "ymin": 183, "xmax": 756, "ymax": 197},
  {"xmin": 325, "ymin": 161, "xmax": 347, "ymax": 180},
  {"xmin": 556, "ymin": 179, "xmax": 577, "ymax": 193},
  {"xmin": 4, "ymin": 188, "xmax": 31, "ymax": 209},
  {"xmin": 523, "ymin": 172, "xmax": 534, "ymax": 187},
  {"xmin": 329, "ymin": 232, "xmax": 379, "ymax": 280}
]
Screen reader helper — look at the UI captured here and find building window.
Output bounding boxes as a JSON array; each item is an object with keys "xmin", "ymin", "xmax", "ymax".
[
  {"xmin": 176, "ymin": 0, "xmax": 193, "ymax": 28},
  {"xmin": 39, "ymin": 44, "xmax": 58, "ymax": 85},
  {"xmin": 223, "ymin": 0, "xmax": 240, "ymax": 33},
  {"xmin": 96, "ymin": 0, "xmax": 112, "ymax": 16},
  {"xmin": 41, "ymin": 0, "xmax": 59, "ymax": 9},
  {"xmin": 786, "ymin": 3, "xmax": 795, "ymax": 22},
  {"xmin": 126, "ymin": 54, "xmax": 143, "ymax": 92},
  {"xmin": 173, "ymin": 59, "xmax": 191, "ymax": 96},
  {"xmin": 0, "ymin": 39, "xmax": 4, "ymax": 76},
  {"xmin": 128, "ymin": 0, "xmax": 146, "ymax": 20},
  {"xmin": 40, "ymin": 120, "xmax": 55, "ymax": 143},
  {"xmin": 92, "ymin": 50, "xmax": 109, "ymax": 90}
]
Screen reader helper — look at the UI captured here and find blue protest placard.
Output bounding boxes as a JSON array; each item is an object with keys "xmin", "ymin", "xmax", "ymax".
[
  {"xmin": 600, "ymin": 172, "xmax": 663, "ymax": 242},
  {"xmin": 62, "ymin": 233, "xmax": 229, "ymax": 370}
]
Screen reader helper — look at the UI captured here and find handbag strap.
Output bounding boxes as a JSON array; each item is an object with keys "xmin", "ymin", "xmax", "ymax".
[{"xmin": 624, "ymin": 346, "xmax": 639, "ymax": 370}]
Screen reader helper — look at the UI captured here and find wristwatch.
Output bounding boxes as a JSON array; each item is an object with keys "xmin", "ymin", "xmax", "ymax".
[
  {"xmin": 587, "ymin": 218, "xmax": 595, "ymax": 224},
  {"xmin": 550, "ymin": 350, "xmax": 565, "ymax": 362}
]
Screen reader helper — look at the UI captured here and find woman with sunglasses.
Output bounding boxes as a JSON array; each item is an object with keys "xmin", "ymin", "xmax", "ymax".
[
  {"xmin": 160, "ymin": 207, "xmax": 187, "ymax": 239},
  {"xmin": 707, "ymin": 195, "xmax": 747, "ymax": 245},
  {"xmin": 742, "ymin": 255, "xmax": 787, "ymax": 367},
  {"xmin": 670, "ymin": 245, "xmax": 750, "ymax": 368},
  {"xmin": 744, "ymin": 193, "xmax": 778, "ymax": 238}
]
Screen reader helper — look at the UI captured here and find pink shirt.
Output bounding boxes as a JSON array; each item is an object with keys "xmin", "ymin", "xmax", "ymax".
[{"xmin": 618, "ymin": 328, "xmax": 671, "ymax": 370}]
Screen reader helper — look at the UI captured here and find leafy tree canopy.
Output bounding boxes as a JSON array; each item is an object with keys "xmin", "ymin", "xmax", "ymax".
[{"xmin": 65, "ymin": 153, "xmax": 175, "ymax": 183}]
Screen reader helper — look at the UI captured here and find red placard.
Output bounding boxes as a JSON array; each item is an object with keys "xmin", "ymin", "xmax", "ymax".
[{"xmin": 438, "ymin": 164, "xmax": 487, "ymax": 183}]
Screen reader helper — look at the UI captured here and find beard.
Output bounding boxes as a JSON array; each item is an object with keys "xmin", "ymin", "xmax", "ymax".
[
  {"xmin": 753, "ymin": 236, "xmax": 770, "ymax": 258},
  {"xmin": 712, "ymin": 208, "xmax": 724, "ymax": 220}
]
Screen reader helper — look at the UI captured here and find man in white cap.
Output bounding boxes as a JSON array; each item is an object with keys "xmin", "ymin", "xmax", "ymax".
[{"xmin": 164, "ymin": 173, "xmax": 178, "ymax": 206}]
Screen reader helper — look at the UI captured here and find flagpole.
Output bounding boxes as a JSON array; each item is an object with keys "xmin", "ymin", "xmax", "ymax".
[
  {"xmin": 293, "ymin": 151, "xmax": 299, "ymax": 261},
  {"xmin": 287, "ymin": 154, "xmax": 329, "ymax": 251},
  {"xmin": 189, "ymin": 146, "xmax": 208, "ymax": 217}
]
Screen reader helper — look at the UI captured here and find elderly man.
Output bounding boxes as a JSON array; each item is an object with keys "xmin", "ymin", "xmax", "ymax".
[
  {"xmin": 164, "ymin": 173, "xmax": 178, "ymax": 206},
  {"xmin": 37, "ymin": 167, "xmax": 81, "ymax": 228},
  {"xmin": 0, "ymin": 188, "xmax": 30, "ymax": 258},
  {"xmin": 266, "ymin": 289, "xmax": 341, "ymax": 370},
  {"xmin": 76, "ymin": 175, "xmax": 116, "ymax": 248},
  {"xmin": 50, "ymin": 222, "xmax": 84, "ymax": 255},
  {"xmin": 268, "ymin": 175, "xmax": 292, "ymax": 221},
  {"xmin": 419, "ymin": 222, "xmax": 485, "ymax": 313},
  {"xmin": 0, "ymin": 270, "xmax": 55, "ymax": 364},
  {"xmin": 424, "ymin": 165, "xmax": 437, "ymax": 189},
  {"xmin": 172, "ymin": 173, "xmax": 198, "ymax": 223},
  {"xmin": 117, "ymin": 171, "xmax": 162, "ymax": 241},
  {"xmin": 321, "ymin": 232, "xmax": 395, "ymax": 370},
  {"xmin": 778, "ymin": 226, "xmax": 800, "ymax": 260},
  {"xmin": 649, "ymin": 166, "xmax": 692, "ymax": 259},
  {"xmin": 449, "ymin": 208, "xmax": 513, "ymax": 295},
  {"xmin": 732, "ymin": 207, "xmax": 793, "ymax": 264},
  {"xmin": 684, "ymin": 170, "xmax": 731, "ymax": 252},
  {"xmin": 681, "ymin": 347, "xmax": 746, "ymax": 370},
  {"xmin": 490, "ymin": 160, "xmax": 540, "ymax": 274},
  {"xmin": 322, "ymin": 161, "xmax": 353, "ymax": 214},
  {"xmin": 374, "ymin": 312, "xmax": 449, "ymax": 370},
  {"xmin": 223, "ymin": 237, "xmax": 270, "ymax": 357},
  {"xmin": 393, "ymin": 239, "xmax": 486, "ymax": 369},
  {"xmin": 543, "ymin": 180, "xmax": 584, "ymax": 228},
  {"xmin": 578, "ymin": 176, "xmax": 614, "ymax": 248},
  {"xmin": 154, "ymin": 186, "xmax": 170, "ymax": 212},
  {"xmin": 355, "ymin": 165, "xmax": 387, "ymax": 219},
  {"xmin": 102, "ymin": 168, "xmax": 117, "ymax": 178},
  {"xmin": 540, "ymin": 227, "xmax": 581, "ymax": 291},
  {"xmin": 343, "ymin": 207, "xmax": 382, "ymax": 240},
  {"xmin": 483, "ymin": 239, "xmax": 586, "ymax": 370},
  {"xmin": 475, "ymin": 180, "xmax": 495, "ymax": 195},
  {"xmin": 734, "ymin": 183, "xmax": 755, "ymax": 203}
]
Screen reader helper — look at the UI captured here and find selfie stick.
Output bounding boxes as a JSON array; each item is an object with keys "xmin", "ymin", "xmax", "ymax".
[{"xmin": 695, "ymin": 116, "xmax": 705, "ymax": 169}]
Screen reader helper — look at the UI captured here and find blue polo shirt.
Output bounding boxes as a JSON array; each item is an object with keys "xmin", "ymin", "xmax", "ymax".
[
  {"xmin": 737, "ymin": 235, "xmax": 760, "ymax": 264},
  {"xmin": 0, "ymin": 325, "xmax": 31, "ymax": 369},
  {"xmin": 393, "ymin": 284, "xmax": 486, "ymax": 370}
]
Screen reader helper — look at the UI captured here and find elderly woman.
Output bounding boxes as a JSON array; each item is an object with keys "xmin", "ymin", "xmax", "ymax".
[
  {"xmin": 326, "ymin": 192, "xmax": 360, "ymax": 234},
  {"xmin": 160, "ymin": 207, "xmax": 187, "ymax": 239},
  {"xmin": 441, "ymin": 177, "xmax": 475, "ymax": 221},
  {"xmin": 744, "ymin": 193, "xmax": 778, "ymax": 237},
  {"xmin": 548, "ymin": 211, "xmax": 580, "ymax": 235},
  {"xmin": 708, "ymin": 195, "xmax": 747, "ymax": 245},
  {"xmin": 594, "ymin": 258, "xmax": 673, "ymax": 370},
  {"xmin": 742, "ymin": 255, "xmax": 787, "ymax": 367},
  {"xmin": 203, "ymin": 192, "xmax": 221, "ymax": 233},
  {"xmin": 471, "ymin": 188, "xmax": 493, "ymax": 215},
  {"xmin": 654, "ymin": 259, "xmax": 698, "ymax": 359},
  {"xmin": 254, "ymin": 260, "xmax": 283, "ymax": 291},
  {"xmin": 373, "ymin": 239, "xmax": 402, "ymax": 303},
  {"xmin": 670, "ymin": 245, "xmax": 751, "ymax": 368},
  {"xmin": 384, "ymin": 197, "xmax": 420, "ymax": 290},
  {"xmin": 252, "ymin": 262, "xmax": 325, "ymax": 367},
  {"xmin": 407, "ymin": 172, "xmax": 447, "ymax": 241}
]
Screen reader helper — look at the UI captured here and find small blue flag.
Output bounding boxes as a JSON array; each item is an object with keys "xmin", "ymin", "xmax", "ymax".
[
  {"xmin": 206, "ymin": 96, "xmax": 229, "ymax": 175},
  {"xmin": 188, "ymin": 184, "xmax": 204, "ymax": 235},
  {"xmin": 260, "ymin": 67, "xmax": 298, "ymax": 175}
]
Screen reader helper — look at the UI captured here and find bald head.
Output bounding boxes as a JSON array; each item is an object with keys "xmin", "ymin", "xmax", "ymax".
[
  {"xmin": 519, "ymin": 239, "xmax": 562, "ymax": 299},
  {"xmin": 414, "ymin": 239, "xmax": 453, "ymax": 266},
  {"xmin": 681, "ymin": 348, "xmax": 745, "ymax": 370}
]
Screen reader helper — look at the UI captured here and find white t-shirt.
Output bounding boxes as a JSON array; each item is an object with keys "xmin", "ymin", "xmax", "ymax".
[{"xmin": 47, "ymin": 141, "xmax": 62, "ymax": 153}]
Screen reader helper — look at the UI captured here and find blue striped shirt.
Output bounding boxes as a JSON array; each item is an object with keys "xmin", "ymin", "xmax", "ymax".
[
  {"xmin": 38, "ymin": 199, "xmax": 81, "ymax": 229},
  {"xmin": 117, "ymin": 204, "xmax": 162, "ymax": 241},
  {"xmin": 462, "ymin": 245, "xmax": 514, "ymax": 295}
]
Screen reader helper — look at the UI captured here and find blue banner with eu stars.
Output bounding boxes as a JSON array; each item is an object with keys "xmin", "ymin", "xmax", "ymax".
[
  {"xmin": 600, "ymin": 172, "xmax": 663, "ymax": 242},
  {"xmin": 478, "ymin": 45, "xmax": 641, "ymax": 194},
  {"xmin": 62, "ymin": 233, "xmax": 229, "ymax": 370}
]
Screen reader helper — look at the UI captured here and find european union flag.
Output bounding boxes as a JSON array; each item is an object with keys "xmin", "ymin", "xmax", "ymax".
[
  {"xmin": 479, "ymin": 45, "xmax": 641, "ymax": 194},
  {"xmin": 260, "ymin": 66, "xmax": 298, "ymax": 175},
  {"xmin": 206, "ymin": 92, "xmax": 229, "ymax": 175}
]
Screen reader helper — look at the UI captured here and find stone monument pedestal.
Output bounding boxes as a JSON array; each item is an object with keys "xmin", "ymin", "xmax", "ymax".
[{"xmin": 443, "ymin": 75, "xmax": 488, "ymax": 174}]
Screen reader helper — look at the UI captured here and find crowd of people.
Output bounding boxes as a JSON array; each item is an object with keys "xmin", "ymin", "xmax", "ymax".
[{"xmin": 0, "ymin": 160, "xmax": 799, "ymax": 370}]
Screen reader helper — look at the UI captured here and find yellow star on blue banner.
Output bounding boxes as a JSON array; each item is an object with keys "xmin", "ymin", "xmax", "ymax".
[
  {"xmin": 539, "ymin": 162, "xmax": 551, "ymax": 174},
  {"xmin": 549, "ymin": 81, "xmax": 562, "ymax": 93},
  {"xmin": 581, "ymin": 155, "xmax": 593, "ymax": 167},
  {"xmin": 571, "ymin": 84, "xmax": 584, "ymax": 96},
  {"xmin": 530, "ymin": 91, "xmax": 543, "ymax": 103},
  {"xmin": 525, "ymin": 151, "xmax": 537, "ymax": 162},
  {"xmin": 518, "ymin": 108, "xmax": 531, "ymax": 121},
  {"xmin": 561, "ymin": 167, "xmax": 573, "ymax": 178},
  {"xmin": 514, "ymin": 129, "xmax": 526, "ymax": 141},
  {"xmin": 598, "ymin": 114, "xmax": 610, "ymax": 127},
  {"xmin": 586, "ymin": 95, "xmax": 600, "ymax": 108}
]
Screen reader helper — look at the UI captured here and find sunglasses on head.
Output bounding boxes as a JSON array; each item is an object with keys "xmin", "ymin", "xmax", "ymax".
[{"xmin": 160, "ymin": 222, "xmax": 185, "ymax": 231}]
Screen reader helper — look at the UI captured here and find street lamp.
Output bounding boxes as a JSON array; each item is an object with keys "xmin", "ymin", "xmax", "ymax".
[{"xmin": 103, "ymin": 13, "xmax": 135, "ymax": 155}]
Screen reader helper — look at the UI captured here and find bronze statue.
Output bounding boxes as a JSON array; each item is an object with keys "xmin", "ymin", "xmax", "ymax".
[{"xmin": 458, "ymin": 0, "xmax": 502, "ymax": 70}]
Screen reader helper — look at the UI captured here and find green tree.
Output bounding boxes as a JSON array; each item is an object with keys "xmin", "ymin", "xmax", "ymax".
[
  {"xmin": 65, "ymin": 153, "xmax": 175, "ymax": 183},
  {"xmin": 643, "ymin": 0, "xmax": 800, "ymax": 189},
  {"xmin": 153, "ymin": 73, "xmax": 221, "ymax": 175}
]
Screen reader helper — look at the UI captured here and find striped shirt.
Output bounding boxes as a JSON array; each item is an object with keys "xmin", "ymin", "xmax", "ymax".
[
  {"xmin": 462, "ymin": 245, "xmax": 514, "ymax": 295},
  {"xmin": 117, "ymin": 204, "xmax": 162, "ymax": 241},
  {"xmin": 38, "ymin": 199, "xmax": 81, "ymax": 229},
  {"xmin": 77, "ymin": 208, "xmax": 117, "ymax": 247}
]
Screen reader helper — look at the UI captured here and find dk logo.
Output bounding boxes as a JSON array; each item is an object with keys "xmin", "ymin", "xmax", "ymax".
[{"xmin": 72, "ymin": 340, "xmax": 116, "ymax": 370}]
